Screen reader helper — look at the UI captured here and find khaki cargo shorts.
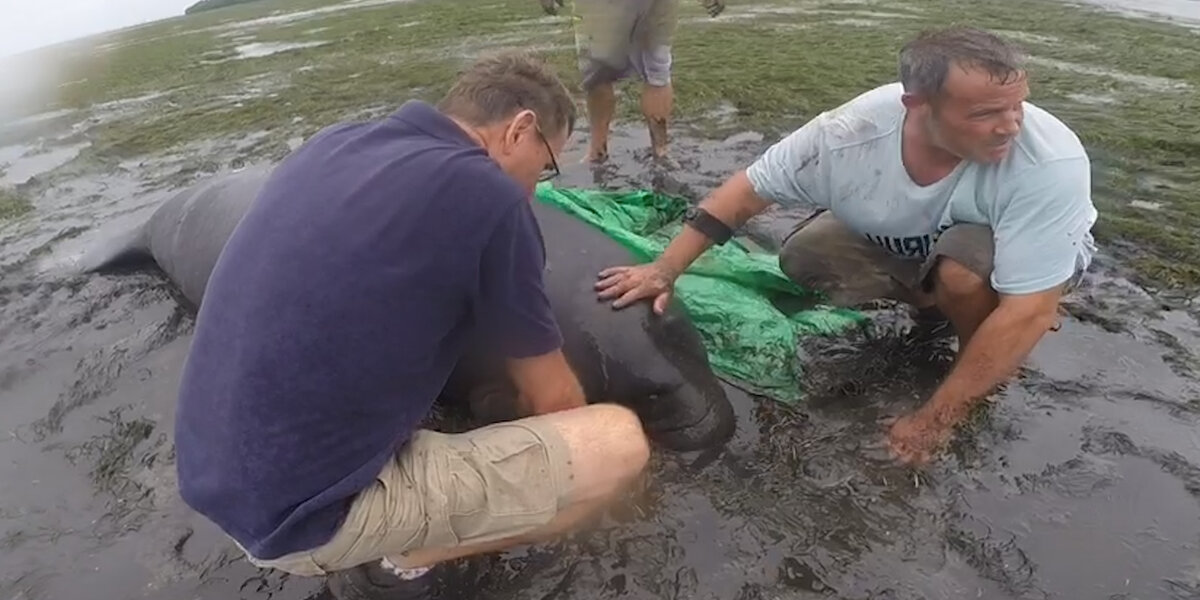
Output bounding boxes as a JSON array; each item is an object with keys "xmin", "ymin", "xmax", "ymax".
[
  {"xmin": 243, "ymin": 419, "xmax": 574, "ymax": 577},
  {"xmin": 778, "ymin": 210, "xmax": 1084, "ymax": 308},
  {"xmin": 573, "ymin": 0, "xmax": 679, "ymax": 88}
]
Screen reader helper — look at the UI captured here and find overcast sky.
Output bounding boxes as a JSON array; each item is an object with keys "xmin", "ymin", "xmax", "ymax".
[{"xmin": 0, "ymin": 0, "xmax": 197, "ymax": 57}]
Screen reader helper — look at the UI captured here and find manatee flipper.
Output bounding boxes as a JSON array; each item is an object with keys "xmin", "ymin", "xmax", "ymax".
[{"xmin": 75, "ymin": 222, "xmax": 151, "ymax": 273}]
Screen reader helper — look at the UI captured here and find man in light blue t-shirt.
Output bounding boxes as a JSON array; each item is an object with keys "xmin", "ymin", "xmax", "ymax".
[{"xmin": 594, "ymin": 27, "xmax": 1098, "ymax": 465}]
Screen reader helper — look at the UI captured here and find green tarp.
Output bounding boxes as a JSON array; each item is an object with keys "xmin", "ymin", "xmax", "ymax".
[{"xmin": 534, "ymin": 183, "xmax": 867, "ymax": 404}]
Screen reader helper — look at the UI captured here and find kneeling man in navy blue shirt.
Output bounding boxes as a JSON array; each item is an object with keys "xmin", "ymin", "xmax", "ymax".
[{"xmin": 173, "ymin": 51, "xmax": 651, "ymax": 600}]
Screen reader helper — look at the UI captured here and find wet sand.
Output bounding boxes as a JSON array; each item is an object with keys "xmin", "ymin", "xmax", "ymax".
[{"xmin": 2, "ymin": 115, "xmax": 1200, "ymax": 600}]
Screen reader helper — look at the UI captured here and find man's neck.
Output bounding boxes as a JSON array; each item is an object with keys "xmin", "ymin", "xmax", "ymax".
[
  {"xmin": 901, "ymin": 111, "xmax": 962, "ymax": 187},
  {"xmin": 447, "ymin": 116, "xmax": 489, "ymax": 148}
]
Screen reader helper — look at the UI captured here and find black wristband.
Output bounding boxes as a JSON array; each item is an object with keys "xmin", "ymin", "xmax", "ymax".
[{"xmin": 683, "ymin": 206, "xmax": 733, "ymax": 245}]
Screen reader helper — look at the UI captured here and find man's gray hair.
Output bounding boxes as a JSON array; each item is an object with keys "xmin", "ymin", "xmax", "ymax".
[
  {"xmin": 898, "ymin": 27, "xmax": 1027, "ymax": 97},
  {"xmin": 438, "ymin": 49, "xmax": 577, "ymax": 136}
]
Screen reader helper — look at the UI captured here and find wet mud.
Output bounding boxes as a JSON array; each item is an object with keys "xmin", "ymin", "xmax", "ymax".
[{"xmin": 3, "ymin": 108, "xmax": 1200, "ymax": 600}]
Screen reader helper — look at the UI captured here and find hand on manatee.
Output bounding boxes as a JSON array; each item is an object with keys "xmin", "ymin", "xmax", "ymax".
[
  {"xmin": 539, "ymin": 0, "xmax": 565, "ymax": 15},
  {"xmin": 595, "ymin": 261, "xmax": 678, "ymax": 315},
  {"xmin": 698, "ymin": 0, "xmax": 725, "ymax": 18}
]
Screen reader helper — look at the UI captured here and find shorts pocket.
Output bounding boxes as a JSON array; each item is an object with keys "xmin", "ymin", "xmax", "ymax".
[
  {"xmin": 310, "ymin": 508, "xmax": 376, "ymax": 572},
  {"xmin": 312, "ymin": 467, "xmax": 425, "ymax": 571},
  {"xmin": 440, "ymin": 427, "xmax": 560, "ymax": 546}
]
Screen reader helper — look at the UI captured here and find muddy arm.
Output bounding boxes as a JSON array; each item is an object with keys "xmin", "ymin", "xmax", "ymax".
[{"xmin": 914, "ymin": 287, "xmax": 1063, "ymax": 431}]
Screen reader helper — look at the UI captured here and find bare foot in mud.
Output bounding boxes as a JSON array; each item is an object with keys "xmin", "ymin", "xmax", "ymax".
[
  {"xmin": 583, "ymin": 145, "xmax": 608, "ymax": 164},
  {"xmin": 635, "ymin": 145, "xmax": 679, "ymax": 171},
  {"xmin": 652, "ymin": 151, "xmax": 679, "ymax": 171}
]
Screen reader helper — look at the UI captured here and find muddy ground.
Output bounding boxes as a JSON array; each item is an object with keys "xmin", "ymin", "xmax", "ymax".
[
  {"xmin": 3, "ymin": 0, "xmax": 1200, "ymax": 599},
  {"xmin": 3, "ymin": 122, "xmax": 1200, "ymax": 600}
]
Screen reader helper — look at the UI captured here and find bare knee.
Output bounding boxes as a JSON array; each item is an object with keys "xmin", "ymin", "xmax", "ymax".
[
  {"xmin": 552, "ymin": 404, "xmax": 650, "ymax": 500},
  {"xmin": 932, "ymin": 257, "xmax": 989, "ymax": 300},
  {"xmin": 586, "ymin": 404, "xmax": 651, "ymax": 474}
]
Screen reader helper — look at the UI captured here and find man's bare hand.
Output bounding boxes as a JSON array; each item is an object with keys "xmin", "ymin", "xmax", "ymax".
[
  {"xmin": 595, "ymin": 261, "xmax": 678, "ymax": 314},
  {"xmin": 540, "ymin": 0, "xmax": 565, "ymax": 15},
  {"xmin": 699, "ymin": 0, "xmax": 725, "ymax": 18},
  {"xmin": 883, "ymin": 411, "xmax": 954, "ymax": 466}
]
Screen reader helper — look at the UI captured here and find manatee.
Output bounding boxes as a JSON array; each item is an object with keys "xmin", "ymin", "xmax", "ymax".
[
  {"xmin": 78, "ymin": 167, "xmax": 737, "ymax": 451},
  {"xmin": 75, "ymin": 165, "xmax": 275, "ymax": 304}
]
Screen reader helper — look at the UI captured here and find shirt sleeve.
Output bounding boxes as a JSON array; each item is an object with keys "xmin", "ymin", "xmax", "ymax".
[
  {"xmin": 991, "ymin": 156, "xmax": 1098, "ymax": 295},
  {"xmin": 744, "ymin": 112, "xmax": 831, "ymax": 210},
  {"xmin": 476, "ymin": 201, "xmax": 563, "ymax": 359}
]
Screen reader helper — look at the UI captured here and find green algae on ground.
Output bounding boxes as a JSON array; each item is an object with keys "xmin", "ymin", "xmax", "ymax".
[
  {"xmin": 0, "ymin": 187, "xmax": 32, "ymax": 221},
  {"xmin": 23, "ymin": 0, "xmax": 1200, "ymax": 290}
]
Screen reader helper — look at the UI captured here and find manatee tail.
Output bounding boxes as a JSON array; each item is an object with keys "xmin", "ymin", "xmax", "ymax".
[{"xmin": 75, "ymin": 222, "xmax": 151, "ymax": 274}]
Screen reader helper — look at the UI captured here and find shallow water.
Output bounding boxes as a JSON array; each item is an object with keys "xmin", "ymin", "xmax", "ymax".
[
  {"xmin": 1, "ymin": 142, "xmax": 91, "ymax": 186},
  {"xmin": 202, "ymin": 0, "xmax": 416, "ymax": 34},
  {"xmin": 232, "ymin": 41, "xmax": 332, "ymax": 59},
  {"xmin": 1070, "ymin": 0, "xmax": 1200, "ymax": 25},
  {"xmin": 2, "ymin": 113, "xmax": 1200, "ymax": 600}
]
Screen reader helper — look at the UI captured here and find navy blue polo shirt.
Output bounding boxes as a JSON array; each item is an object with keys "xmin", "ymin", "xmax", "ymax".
[{"xmin": 173, "ymin": 100, "xmax": 563, "ymax": 560}]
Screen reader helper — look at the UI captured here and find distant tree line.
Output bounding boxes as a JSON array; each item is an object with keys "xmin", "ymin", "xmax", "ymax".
[{"xmin": 185, "ymin": 0, "xmax": 264, "ymax": 15}]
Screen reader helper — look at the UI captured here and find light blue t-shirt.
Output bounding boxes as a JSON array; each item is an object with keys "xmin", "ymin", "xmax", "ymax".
[{"xmin": 745, "ymin": 82, "xmax": 1098, "ymax": 296}]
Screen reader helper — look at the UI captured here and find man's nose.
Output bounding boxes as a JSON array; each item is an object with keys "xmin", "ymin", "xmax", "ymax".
[{"xmin": 996, "ymin": 109, "xmax": 1022, "ymax": 137}]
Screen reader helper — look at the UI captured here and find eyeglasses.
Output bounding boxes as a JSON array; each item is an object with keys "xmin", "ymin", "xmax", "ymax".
[
  {"xmin": 518, "ymin": 105, "xmax": 562, "ymax": 182},
  {"xmin": 535, "ymin": 123, "xmax": 560, "ymax": 182}
]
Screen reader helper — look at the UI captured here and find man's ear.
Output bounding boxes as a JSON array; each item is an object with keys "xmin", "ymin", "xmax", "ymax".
[
  {"xmin": 504, "ymin": 109, "xmax": 537, "ymax": 149},
  {"xmin": 900, "ymin": 92, "xmax": 926, "ymax": 111}
]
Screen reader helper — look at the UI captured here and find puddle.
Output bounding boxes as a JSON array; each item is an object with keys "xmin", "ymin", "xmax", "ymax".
[
  {"xmin": 93, "ymin": 92, "xmax": 169, "ymax": 112},
  {"xmin": 1130, "ymin": 200, "xmax": 1164, "ymax": 211},
  {"xmin": 204, "ymin": 0, "xmax": 415, "ymax": 34},
  {"xmin": 2, "ymin": 109, "xmax": 77, "ymax": 130},
  {"xmin": 232, "ymin": 40, "xmax": 331, "ymax": 59},
  {"xmin": 0, "ymin": 110, "xmax": 83, "ymax": 148},
  {"xmin": 1137, "ymin": 172, "xmax": 1192, "ymax": 194},
  {"xmin": 993, "ymin": 29, "xmax": 1065, "ymax": 45},
  {"xmin": 0, "ymin": 142, "xmax": 90, "ymax": 187},
  {"xmin": 701, "ymin": 100, "xmax": 740, "ymax": 127},
  {"xmin": 830, "ymin": 18, "xmax": 882, "ymax": 27},
  {"xmin": 215, "ymin": 28, "xmax": 256, "ymax": 40},
  {"xmin": 507, "ymin": 15, "xmax": 567, "ymax": 27},
  {"xmin": 1029, "ymin": 56, "xmax": 1193, "ymax": 91},
  {"xmin": 1067, "ymin": 91, "xmax": 1121, "ymax": 105},
  {"xmin": 1068, "ymin": 0, "xmax": 1200, "ymax": 27},
  {"xmin": 699, "ymin": 3, "xmax": 922, "ymax": 23}
]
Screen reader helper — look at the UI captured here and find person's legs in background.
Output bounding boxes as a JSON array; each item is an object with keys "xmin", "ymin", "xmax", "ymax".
[
  {"xmin": 633, "ymin": 45, "xmax": 672, "ymax": 160},
  {"xmin": 573, "ymin": 0, "xmax": 639, "ymax": 163},
  {"xmin": 632, "ymin": 0, "xmax": 679, "ymax": 160},
  {"xmin": 583, "ymin": 76, "xmax": 619, "ymax": 162}
]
